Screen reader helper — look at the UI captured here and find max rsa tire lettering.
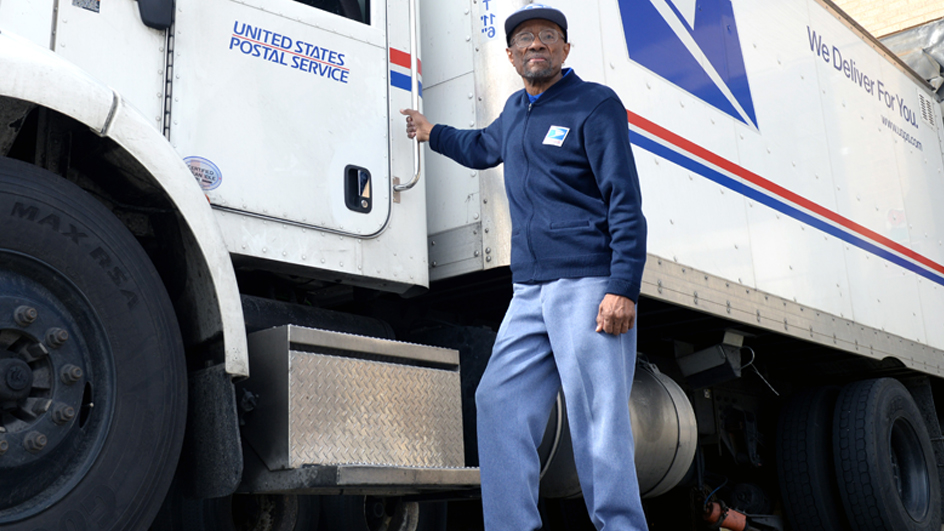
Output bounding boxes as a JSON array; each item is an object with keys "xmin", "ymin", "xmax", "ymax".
[{"xmin": 0, "ymin": 157, "xmax": 187, "ymax": 530}]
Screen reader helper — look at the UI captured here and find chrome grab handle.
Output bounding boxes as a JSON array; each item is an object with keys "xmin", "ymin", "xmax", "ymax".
[{"xmin": 394, "ymin": 0, "xmax": 421, "ymax": 193}]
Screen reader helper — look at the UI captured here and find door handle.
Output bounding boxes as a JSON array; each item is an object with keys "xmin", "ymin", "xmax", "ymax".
[{"xmin": 394, "ymin": 0, "xmax": 421, "ymax": 193}]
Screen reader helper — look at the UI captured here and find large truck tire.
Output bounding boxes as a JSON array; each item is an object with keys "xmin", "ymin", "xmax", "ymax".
[
  {"xmin": 0, "ymin": 157, "xmax": 187, "ymax": 530},
  {"xmin": 776, "ymin": 386, "xmax": 850, "ymax": 531},
  {"xmin": 320, "ymin": 496, "xmax": 446, "ymax": 531},
  {"xmin": 833, "ymin": 378, "xmax": 942, "ymax": 531}
]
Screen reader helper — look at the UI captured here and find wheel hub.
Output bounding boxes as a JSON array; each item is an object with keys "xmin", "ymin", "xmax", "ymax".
[
  {"xmin": 0, "ymin": 358, "xmax": 33, "ymax": 399},
  {"xmin": 0, "ymin": 250, "xmax": 118, "ymax": 522},
  {"xmin": 890, "ymin": 417, "xmax": 931, "ymax": 520},
  {"xmin": 0, "ymin": 295, "xmax": 86, "ymax": 470}
]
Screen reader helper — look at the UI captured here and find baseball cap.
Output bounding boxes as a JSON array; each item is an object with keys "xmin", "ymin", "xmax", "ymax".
[{"xmin": 504, "ymin": 4, "xmax": 568, "ymax": 46}]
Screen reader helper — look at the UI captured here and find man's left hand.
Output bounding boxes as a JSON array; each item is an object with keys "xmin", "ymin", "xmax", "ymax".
[
  {"xmin": 400, "ymin": 109, "xmax": 433, "ymax": 142},
  {"xmin": 595, "ymin": 294, "xmax": 636, "ymax": 335}
]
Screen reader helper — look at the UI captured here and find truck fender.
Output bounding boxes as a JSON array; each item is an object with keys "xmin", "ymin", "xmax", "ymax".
[{"xmin": 0, "ymin": 29, "xmax": 249, "ymax": 377}]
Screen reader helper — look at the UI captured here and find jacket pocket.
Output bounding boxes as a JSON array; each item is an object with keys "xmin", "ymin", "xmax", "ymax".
[{"xmin": 548, "ymin": 219, "xmax": 591, "ymax": 230}]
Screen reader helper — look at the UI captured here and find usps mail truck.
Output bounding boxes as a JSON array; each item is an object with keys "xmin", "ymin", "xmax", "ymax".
[{"xmin": 1, "ymin": 0, "xmax": 943, "ymax": 529}]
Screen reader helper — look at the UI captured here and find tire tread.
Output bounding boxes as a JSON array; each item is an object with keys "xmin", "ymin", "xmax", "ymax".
[
  {"xmin": 776, "ymin": 386, "xmax": 849, "ymax": 531},
  {"xmin": 833, "ymin": 378, "xmax": 942, "ymax": 531}
]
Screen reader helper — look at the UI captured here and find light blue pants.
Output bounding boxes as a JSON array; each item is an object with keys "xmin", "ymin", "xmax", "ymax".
[{"xmin": 475, "ymin": 277, "xmax": 648, "ymax": 531}]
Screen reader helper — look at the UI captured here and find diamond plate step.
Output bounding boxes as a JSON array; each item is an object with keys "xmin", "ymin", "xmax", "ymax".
[
  {"xmin": 240, "ymin": 326, "xmax": 465, "ymax": 473},
  {"xmin": 239, "ymin": 443, "xmax": 481, "ymax": 495}
]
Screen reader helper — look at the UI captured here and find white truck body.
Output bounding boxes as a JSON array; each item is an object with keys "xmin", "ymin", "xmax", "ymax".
[
  {"xmin": 425, "ymin": 0, "xmax": 944, "ymax": 371},
  {"xmin": 2, "ymin": 0, "xmax": 944, "ymax": 529}
]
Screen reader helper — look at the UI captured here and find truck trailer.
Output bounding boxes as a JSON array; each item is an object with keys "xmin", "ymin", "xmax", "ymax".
[{"xmin": 1, "ymin": 0, "xmax": 943, "ymax": 529}]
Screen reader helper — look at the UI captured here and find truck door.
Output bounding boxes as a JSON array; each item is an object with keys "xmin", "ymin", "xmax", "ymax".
[{"xmin": 171, "ymin": 0, "xmax": 390, "ymax": 238}]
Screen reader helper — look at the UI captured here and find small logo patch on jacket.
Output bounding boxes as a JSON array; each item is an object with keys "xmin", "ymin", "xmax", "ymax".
[{"xmin": 543, "ymin": 126, "xmax": 570, "ymax": 147}]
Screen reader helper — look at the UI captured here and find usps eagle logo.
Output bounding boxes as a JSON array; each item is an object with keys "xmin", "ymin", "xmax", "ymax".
[
  {"xmin": 543, "ymin": 125, "xmax": 571, "ymax": 147},
  {"xmin": 618, "ymin": 0, "xmax": 758, "ymax": 128}
]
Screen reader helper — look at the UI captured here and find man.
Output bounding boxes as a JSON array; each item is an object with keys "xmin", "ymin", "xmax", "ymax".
[{"xmin": 401, "ymin": 4, "xmax": 648, "ymax": 530}]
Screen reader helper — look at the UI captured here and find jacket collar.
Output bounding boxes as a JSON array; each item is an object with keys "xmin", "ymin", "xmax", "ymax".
[{"xmin": 520, "ymin": 68, "xmax": 580, "ymax": 106}]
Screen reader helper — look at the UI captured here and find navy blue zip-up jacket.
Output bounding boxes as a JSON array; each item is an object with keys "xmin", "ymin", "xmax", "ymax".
[{"xmin": 429, "ymin": 69, "xmax": 647, "ymax": 302}]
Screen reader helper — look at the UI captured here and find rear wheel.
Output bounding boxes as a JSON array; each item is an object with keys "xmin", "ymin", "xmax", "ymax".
[
  {"xmin": 833, "ymin": 378, "xmax": 942, "ymax": 531},
  {"xmin": 776, "ymin": 386, "xmax": 850, "ymax": 530},
  {"xmin": 152, "ymin": 488, "xmax": 321, "ymax": 531},
  {"xmin": 0, "ymin": 157, "xmax": 186, "ymax": 530},
  {"xmin": 226, "ymin": 495, "xmax": 319, "ymax": 531},
  {"xmin": 320, "ymin": 495, "xmax": 447, "ymax": 531}
]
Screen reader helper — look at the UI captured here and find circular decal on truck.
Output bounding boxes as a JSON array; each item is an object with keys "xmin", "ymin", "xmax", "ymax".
[{"xmin": 184, "ymin": 156, "xmax": 223, "ymax": 191}]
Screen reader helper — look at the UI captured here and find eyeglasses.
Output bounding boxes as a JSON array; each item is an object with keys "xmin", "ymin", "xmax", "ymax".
[{"xmin": 510, "ymin": 29, "xmax": 563, "ymax": 49}]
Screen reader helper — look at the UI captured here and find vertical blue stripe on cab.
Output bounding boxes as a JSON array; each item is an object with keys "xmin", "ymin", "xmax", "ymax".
[{"xmin": 390, "ymin": 71, "xmax": 423, "ymax": 96}]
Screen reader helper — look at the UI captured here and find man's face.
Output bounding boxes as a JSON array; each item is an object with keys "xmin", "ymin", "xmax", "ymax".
[{"xmin": 506, "ymin": 19, "xmax": 571, "ymax": 83}]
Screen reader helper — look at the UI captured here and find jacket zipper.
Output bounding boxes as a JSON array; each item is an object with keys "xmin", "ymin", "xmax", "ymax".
[{"xmin": 522, "ymin": 101, "xmax": 537, "ymax": 272}]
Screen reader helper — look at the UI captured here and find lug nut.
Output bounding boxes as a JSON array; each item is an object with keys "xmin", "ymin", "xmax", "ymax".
[
  {"xmin": 45, "ymin": 328, "xmax": 69, "ymax": 348},
  {"xmin": 14, "ymin": 306, "xmax": 38, "ymax": 327},
  {"xmin": 52, "ymin": 405, "xmax": 76, "ymax": 425},
  {"xmin": 0, "ymin": 439, "xmax": 8, "ymax": 455},
  {"xmin": 24, "ymin": 431, "xmax": 47, "ymax": 453},
  {"xmin": 60, "ymin": 365, "xmax": 83, "ymax": 384}
]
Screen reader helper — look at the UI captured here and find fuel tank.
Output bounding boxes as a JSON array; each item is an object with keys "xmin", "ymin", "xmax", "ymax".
[{"xmin": 538, "ymin": 363, "xmax": 697, "ymax": 499}]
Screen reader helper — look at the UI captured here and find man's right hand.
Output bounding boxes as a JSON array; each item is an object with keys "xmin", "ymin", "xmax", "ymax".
[{"xmin": 400, "ymin": 109, "xmax": 433, "ymax": 143}]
